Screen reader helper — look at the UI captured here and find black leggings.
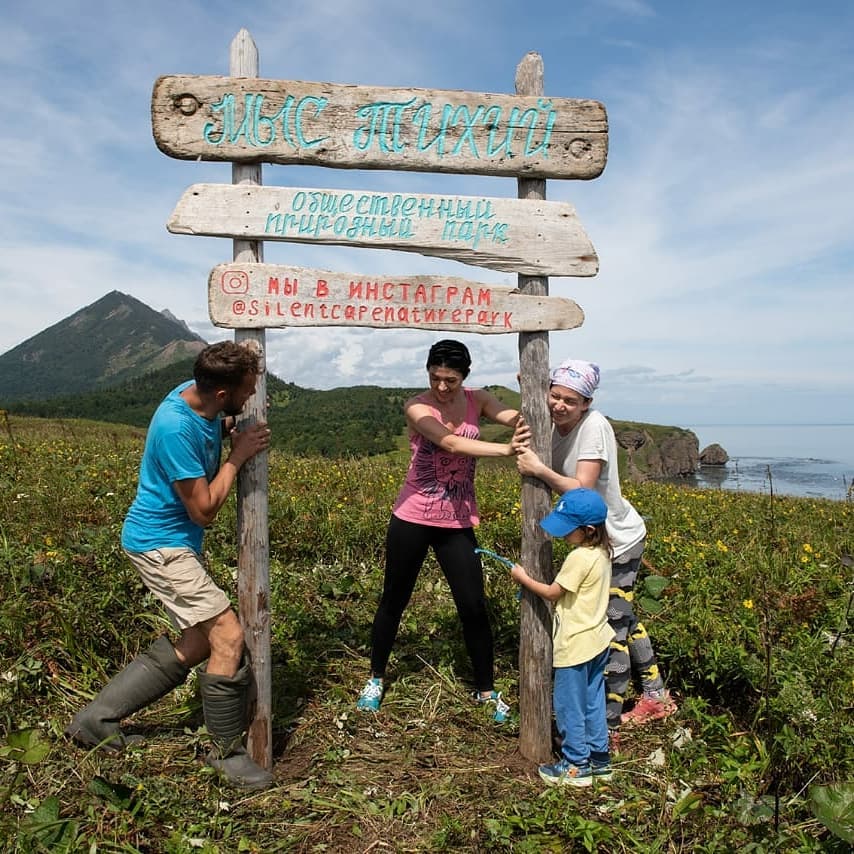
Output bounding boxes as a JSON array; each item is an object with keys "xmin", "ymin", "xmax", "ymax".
[{"xmin": 369, "ymin": 515, "xmax": 495, "ymax": 692}]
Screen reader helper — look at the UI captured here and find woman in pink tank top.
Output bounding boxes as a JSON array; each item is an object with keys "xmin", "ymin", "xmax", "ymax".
[{"xmin": 356, "ymin": 340, "xmax": 529, "ymax": 722}]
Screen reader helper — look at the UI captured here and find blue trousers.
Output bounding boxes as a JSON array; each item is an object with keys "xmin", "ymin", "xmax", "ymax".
[{"xmin": 553, "ymin": 646, "xmax": 610, "ymax": 766}]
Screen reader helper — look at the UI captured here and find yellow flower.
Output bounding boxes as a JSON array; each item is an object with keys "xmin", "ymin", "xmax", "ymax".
[
  {"xmin": 716, "ymin": 540, "xmax": 729, "ymax": 553},
  {"xmin": 802, "ymin": 543, "xmax": 814, "ymax": 553},
  {"xmin": 743, "ymin": 599, "xmax": 754, "ymax": 610}
]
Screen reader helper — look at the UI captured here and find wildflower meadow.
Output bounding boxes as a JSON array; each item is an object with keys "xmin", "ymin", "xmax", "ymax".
[{"xmin": 1, "ymin": 416, "xmax": 852, "ymax": 852}]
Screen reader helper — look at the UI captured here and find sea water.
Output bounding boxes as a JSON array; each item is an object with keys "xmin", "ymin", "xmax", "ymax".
[{"xmin": 683, "ymin": 424, "xmax": 854, "ymax": 501}]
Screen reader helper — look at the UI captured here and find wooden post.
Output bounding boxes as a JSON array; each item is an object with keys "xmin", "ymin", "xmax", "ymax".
[
  {"xmin": 515, "ymin": 52, "xmax": 554, "ymax": 763},
  {"xmin": 230, "ymin": 29, "xmax": 272, "ymax": 770}
]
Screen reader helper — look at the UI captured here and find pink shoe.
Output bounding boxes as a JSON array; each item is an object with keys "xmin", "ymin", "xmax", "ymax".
[{"xmin": 620, "ymin": 692, "xmax": 677, "ymax": 726}]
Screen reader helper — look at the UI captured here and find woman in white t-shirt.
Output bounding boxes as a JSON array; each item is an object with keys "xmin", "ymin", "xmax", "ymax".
[{"xmin": 512, "ymin": 359, "xmax": 676, "ymax": 739}]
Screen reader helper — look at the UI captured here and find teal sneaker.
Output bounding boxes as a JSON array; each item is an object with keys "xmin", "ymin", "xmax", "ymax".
[
  {"xmin": 356, "ymin": 677, "xmax": 384, "ymax": 712},
  {"xmin": 473, "ymin": 690, "xmax": 511, "ymax": 723},
  {"xmin": 538, "ymin": 759, "xmax": 592, "ymax": 788}
]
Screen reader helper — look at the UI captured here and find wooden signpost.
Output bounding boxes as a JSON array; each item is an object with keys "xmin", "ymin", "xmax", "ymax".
[
  {"xmin": 207, "ymin": 262, "xmax": 585, "ymax": 332},
  {"xmin": 153, "ymin": 30, "xmax": 608, "ymax": 770},
  {"xmin": 169, "ymin": 184, "xmax": 598, "ymax": 276}
]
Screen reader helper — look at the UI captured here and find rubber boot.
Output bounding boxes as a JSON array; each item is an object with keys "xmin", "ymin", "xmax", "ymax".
[
  {"xmin": 199, "ymin": 660, "xmax": 273, "ymax": 791},
  {"xmin": 65, "ymin": 636, "xmax": 190, "ymax": 752}
]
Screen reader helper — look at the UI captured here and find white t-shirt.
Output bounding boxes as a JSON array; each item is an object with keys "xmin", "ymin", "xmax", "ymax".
[{"xmin": 551, "ymin": 409, "xmax": 646, "ymax": 561}]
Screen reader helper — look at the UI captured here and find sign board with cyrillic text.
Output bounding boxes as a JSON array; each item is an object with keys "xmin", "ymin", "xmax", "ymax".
[
  {"xmin": 170, "ymin": 184, "xmax": 598, "ymax": 277},
  {"xmin": 151, "ymin": 75, "xmax": 608, "ymax": 179},
  {"xmin": 208, "ymin": 263, "xmax": 584, "ymax": 333}
]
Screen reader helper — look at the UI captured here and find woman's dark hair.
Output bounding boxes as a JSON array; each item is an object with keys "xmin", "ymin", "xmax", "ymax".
[
  {"xmin": 193, "ymin": 341, "xmax": 260, "ymax": 393},
  {"xmin": 579, "ymin": 522, "xmax": 613, "ymax": 559},
  {"xmin": 426, "ymin": 339, "xmax": 471, "ymax": 378}
]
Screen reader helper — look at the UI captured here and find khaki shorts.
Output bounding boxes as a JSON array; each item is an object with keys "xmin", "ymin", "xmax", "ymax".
[{"xmin": 124, "ymin": 547, "xmax": 232, "ymax": 631}]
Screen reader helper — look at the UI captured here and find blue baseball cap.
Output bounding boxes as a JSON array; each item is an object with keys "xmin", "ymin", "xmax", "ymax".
[{"xmin": 540, "ymin": 488, "xmax": 608, "ymax": 538}]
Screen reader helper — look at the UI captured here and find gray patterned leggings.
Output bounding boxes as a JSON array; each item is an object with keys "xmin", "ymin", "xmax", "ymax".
[{"xmin": 605, "ymin": 554, "xmax": 665, "ymax": 728}]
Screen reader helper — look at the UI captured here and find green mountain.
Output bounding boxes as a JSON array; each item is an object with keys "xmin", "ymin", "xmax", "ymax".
[{"xmin": 0, "ymin": 290, "xmax": 207, "ymax": 402}]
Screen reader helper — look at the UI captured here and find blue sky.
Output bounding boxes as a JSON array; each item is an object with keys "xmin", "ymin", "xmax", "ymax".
[{"xmin": 3, "ymin": 0, "xmax": 853, "ymax": 426}]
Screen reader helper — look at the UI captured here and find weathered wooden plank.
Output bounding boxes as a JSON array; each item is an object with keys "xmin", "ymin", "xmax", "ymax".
[
  {"xmin": 152, "ymin": 75, "xmax": 608, "ymax": 179},
  {"xmin": 208, "ymin": 263, "xmax": 584, "ymax": 333},
  {"xmin": 170, "ymin": 184, "xmax": 598, "ymax": 277}
]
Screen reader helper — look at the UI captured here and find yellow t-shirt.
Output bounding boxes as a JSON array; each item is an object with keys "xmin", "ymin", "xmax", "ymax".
[{"xmin": 552, "ymin": 545, "xmax": 615, "ymax": 667}]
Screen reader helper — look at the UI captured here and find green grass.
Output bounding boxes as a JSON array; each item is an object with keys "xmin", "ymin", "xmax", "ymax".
[{"xmin": 1, "ymin": 415, "xmax": 852, "ymax": 852}]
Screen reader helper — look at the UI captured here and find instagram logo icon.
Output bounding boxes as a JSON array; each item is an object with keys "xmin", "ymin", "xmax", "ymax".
[{"xmin": 221, "ymin": 270, "xmax": 250, "ymax": 295}]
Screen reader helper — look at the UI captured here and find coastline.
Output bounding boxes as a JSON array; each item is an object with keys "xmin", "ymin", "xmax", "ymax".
[{"xmin": 685, "ymin": 424, "xmax": 854, "ymax": 501}]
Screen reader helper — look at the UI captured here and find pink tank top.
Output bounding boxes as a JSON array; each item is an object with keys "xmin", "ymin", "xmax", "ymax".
[{"xmin": 392, "ymin": 388, "xmax": 480, "ymax": 528}]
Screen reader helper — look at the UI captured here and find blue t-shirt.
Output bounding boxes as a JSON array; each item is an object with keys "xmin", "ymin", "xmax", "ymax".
[{"xmin": 122, "ymin": 381, "xmax": 221, "ymax": 553}]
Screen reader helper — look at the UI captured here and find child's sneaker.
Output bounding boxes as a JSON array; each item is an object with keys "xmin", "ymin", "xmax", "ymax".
[
  {"xmin": 356, "ymin": 677, "xmax": 384, "ymax": 712},
  {"xmin": 620, "ymin": 691, "xmax": 677, "ymax": 726},
  {"xmin": 473, "ymin": 690, "xmax": 511, "ymax": 723},
  {"xmin": 591, "ymin": 761, "xmax": 613, "ymax": 781},
  {"xmin": 538, "ymin": 759, "xmax": 592, "ymax": 787}
]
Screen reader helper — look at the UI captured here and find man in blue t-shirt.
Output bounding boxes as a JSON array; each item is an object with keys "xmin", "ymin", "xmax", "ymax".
[{"xmin": 66, "ymin": 341, "xmax": 273, "ymax": 790}]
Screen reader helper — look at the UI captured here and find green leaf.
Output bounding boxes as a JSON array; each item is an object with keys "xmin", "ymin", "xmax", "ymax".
[
  {"xmin": 643, "ymin": 575, "xmax": 669, "ymax": 600},
  {"xmin": 29, "ymin": 795, "xmax": 60, "ymax": 826},
  {"xmin": 638, "ymin": 596, "xmax": 663, "ymax": 614},
  {"xmin": 810, "ymin": 783, "xmax": 854, "ymax": 843},
  {"xmin": 1, "ymin": 728, "xmax": 51, "ymax": 764},
  {"xmin": 88, "ymin": 775, "xmax": 135, "ymax": 809}
]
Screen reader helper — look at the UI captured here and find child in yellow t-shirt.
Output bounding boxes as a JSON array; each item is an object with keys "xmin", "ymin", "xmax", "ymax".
[{"xmin": 511, "ymin": 488, "xmax": 615, "ymax": 787}]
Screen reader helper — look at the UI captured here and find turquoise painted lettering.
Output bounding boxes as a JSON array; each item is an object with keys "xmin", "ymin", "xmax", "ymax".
[
  {"xmin": 456, "ymin": 221, "xmax": 475, "ymax": 243},
  {"xmin": 294, "ymin": 95, "xmax": 330, "ymax": 147},
  {"xmin": 411, "ymin": 102, "xmax": 449, "ymax": 155},
  {"xmin": 454, "ymin": 200, "xmax": 472, "ymax": 220},
  {"xmin": 320, "ymin": 193, "xmax": 340, "ymax": 215},
  {"xmin": 253, "ymin": 96, "xmax": 289, "ymax": 147},
  {"xmin": 369, "ymin": 195, "xmax": 390, "ymax": 216},
  {"xmin": 353, "ymin": 99, "xmax": 413, "ymax": 153},
  {"xmin": 449, "ymin": 105, "xmax": 486, "ymax": 156},
  {"xmin": 228, "ymin": 94, "xmax": 255, "ymax": 144},
  {"xmin": 524, "ymin": 99, "xmax": 557, "ymax": 156},
  {"xmin": 204, "ymin": 94, "xmax": 233, "ymax": 145},
  {"xmin": 265, "ymin": 213, "xmax": 283, "ymax": 234},
  {"xmin": 475, "ymin": 200, "xmax": 494, "ymax": 220},
  {"xmin": 297, "ymin": 215, "xmax": 316, "ymax": 234},
  {"xmin": 441, "ymin": 221, "xmax": 458, "ymax": 241},
  {"xmin": 378, "ymin": 218, "xmax": 397, "ymax": 237}
]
